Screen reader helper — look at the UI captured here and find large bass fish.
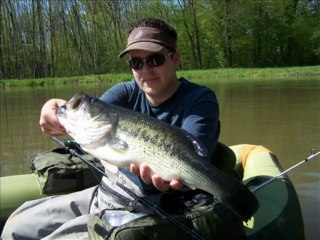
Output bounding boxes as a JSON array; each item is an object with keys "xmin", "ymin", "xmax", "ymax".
[{"xmin": 57, "ymin": 92, "xmax": 259, "ymax": 221}]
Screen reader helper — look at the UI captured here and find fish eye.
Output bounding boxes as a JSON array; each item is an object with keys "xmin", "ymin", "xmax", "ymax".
[{"xmin": 90, "ymin": 97, "xmax": 98, "ymax": 104}]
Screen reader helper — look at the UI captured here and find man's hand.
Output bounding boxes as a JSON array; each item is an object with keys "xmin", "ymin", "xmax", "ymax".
[
  {"xmin": 130, "ymin": 163, "xmax": 183, "ymax": 192},
  {"xmin": 39, "ymin": 99, "xmax": 67, "ymax": 136}
]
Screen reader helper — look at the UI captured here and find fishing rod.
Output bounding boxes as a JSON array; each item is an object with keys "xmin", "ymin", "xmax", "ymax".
[
  {"xmin": 251, "ymin": 150, "xmax": 320, "ymax": 193},
  {"xmin": 51, "ymin": 136, "xmax": 107, "ymax": 177},
  {"xmin": 51, "ymin": 136, "xmax": 206, "ymax": 240}
]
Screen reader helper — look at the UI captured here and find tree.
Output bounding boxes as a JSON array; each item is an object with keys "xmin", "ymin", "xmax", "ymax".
[{"xmin": 1, "ymin": 0, "xmax": 319, "ymax": 79}]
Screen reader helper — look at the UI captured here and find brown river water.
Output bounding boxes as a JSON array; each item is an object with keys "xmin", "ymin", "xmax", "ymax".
[{"xmin": 0, "ymin": 78, "xmax": 319, "ymax": 239}]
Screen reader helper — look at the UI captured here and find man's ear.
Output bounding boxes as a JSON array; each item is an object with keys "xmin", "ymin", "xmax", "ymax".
[{"xmin": 173, "ymin": 51, "xmax": 181, "ymax": 69}]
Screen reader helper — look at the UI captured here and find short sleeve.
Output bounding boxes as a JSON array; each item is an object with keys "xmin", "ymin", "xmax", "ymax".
[
  {"xmin": 99, "ymin": 81, "xmax": 133, "ymax": 107},
  {"xmin": 181, "ymin": 91, "xmax": 220, "ymax": 158}
]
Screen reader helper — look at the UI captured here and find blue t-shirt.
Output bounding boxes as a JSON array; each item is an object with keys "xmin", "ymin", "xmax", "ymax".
[
  {"xmin": 100, "ymin": 78, "xmax": 220, "ymax": 155},
  {"xmin": 99, "ymin": 78, "xmax": 220, "ymax": 193}
]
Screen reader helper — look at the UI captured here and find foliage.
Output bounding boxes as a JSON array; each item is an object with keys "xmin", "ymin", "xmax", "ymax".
[
  {"xmin": 1, "ymin": 66, "xmax": 319, "ymax": 88},
  {"xmin": 1, "ymin": 0, "xmax": 319, "ymax": 79}
]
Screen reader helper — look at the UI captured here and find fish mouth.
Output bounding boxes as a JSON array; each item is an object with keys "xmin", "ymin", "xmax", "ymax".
[
  {"xmin": 57, "ymin": 92, "xmax": 89, "ymax": 116},
  {"xmin": 68, "ymin": 92, "xmax": 87, "ymax": 110},
  {"xmin": 57, "ymin": 92, "xmax": 101, "ymax": 118}
]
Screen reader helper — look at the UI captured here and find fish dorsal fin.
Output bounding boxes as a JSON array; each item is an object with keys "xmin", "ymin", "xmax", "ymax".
[{"xmin": 186, "ymin": 133, "xmax": 208, "ymax": 158}]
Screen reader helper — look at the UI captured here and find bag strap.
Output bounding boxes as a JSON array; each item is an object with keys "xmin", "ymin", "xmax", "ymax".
[{"xmin": 100, "ymin": 180, "xmax": 133, "ymax": 208}]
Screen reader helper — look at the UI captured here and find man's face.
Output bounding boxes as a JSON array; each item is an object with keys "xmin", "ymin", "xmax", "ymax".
[{"xmin": 128, "ymin": 49, "xmax": 180, "ymax": 104}]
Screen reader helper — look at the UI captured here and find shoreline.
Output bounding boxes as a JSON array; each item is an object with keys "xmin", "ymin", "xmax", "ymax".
[{"xmin": 1, "ymin": 66, "xmax": 319, "ymax": 88}]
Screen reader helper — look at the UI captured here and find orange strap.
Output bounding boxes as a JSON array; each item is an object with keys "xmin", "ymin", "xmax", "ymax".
[{"xmin": 241, "ymin": 144, "xmax": 272, "ymax": 168}]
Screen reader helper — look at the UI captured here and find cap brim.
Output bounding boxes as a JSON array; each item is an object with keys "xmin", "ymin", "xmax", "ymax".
[{"xmin": 118, "ymin": 42, "xmax": 165, "ymax": 58}]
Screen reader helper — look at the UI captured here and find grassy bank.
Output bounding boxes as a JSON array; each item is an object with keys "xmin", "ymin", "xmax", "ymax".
[
  {"xmin": 178, "ymin": 66, "xmax": 320, "ymax": 81},
  {"xmin": 1, "ymin": 66, "xmax": 319, "ymax": 87},
  {"xmin": 0, "ymin": 73, "xmax": 133, "ymax": 88}
]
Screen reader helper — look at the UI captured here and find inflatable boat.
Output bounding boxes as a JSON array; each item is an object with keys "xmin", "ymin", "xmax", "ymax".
[{"xmin": 0, "ymin": 144, "xmax": 304, "ymax": 239}]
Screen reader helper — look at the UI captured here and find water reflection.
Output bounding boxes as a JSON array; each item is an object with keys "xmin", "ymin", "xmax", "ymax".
[
  {"xmin": 0, "ymin": 79, "xmax": 319, "ymax": 239},
  {"xmin": 213, "ymin": 79, "xmax": 320, "ymax": 240}
]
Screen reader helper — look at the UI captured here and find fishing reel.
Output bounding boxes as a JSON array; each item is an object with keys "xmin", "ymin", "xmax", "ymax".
[{"xmin": 63, "ymin": 139, "xmax": 85, "ymax": 155}]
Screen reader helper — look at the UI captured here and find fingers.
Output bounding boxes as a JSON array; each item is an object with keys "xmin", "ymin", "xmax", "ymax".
[
  {"xmin": 139, "ymin": 163, "xmax": 152, "ymax": 184},
  {"xmin": 169, "ymin": 180, "xmax": 183, "ymax": 190},
  {"xmin": 129, "ymin": 163, "xmax": 183, "ymax": 192},
  {"xmin": 130, "ymin": 163, "xmax": 152, "ymax": 185},
  {"xmin": 130, "ymin": 163, "xmax": 139, "ymax": 176},
  {"xmin": 151, "ymin": 175, "xmax": 171, "ymax": 192},
  {"xmin": 39, "ymin": 99, "xmax": 67, "ymax": 136},
  {"xmin": 39, "ymin": 121, "xmax": 66, "ymax": 136}
]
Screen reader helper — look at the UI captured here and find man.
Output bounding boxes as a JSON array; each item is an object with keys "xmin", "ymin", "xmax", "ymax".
[{"xmin": 1, "ymin": 18, "xmax": 221, "ymax": 239}]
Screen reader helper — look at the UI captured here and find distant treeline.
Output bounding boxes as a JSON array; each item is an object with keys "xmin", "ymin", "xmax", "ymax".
[{"xmin": 1, "ymin": 0, "xmax": 319, "ymax": 79}]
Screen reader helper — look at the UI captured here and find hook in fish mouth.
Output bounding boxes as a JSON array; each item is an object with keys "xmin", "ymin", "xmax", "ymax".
[
  {"xmin": 57, "ymin": 93, "xmax": 86, "ymax": 115},
  {"xmin": 56, "ymin": 105, "xmax": 66, "ymax": 116},
  {"xmin": 56, "ymin": 93, "xmax": 85, "ymax": 117}
]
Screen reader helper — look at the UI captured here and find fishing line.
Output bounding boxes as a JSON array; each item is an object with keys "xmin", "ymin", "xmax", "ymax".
[
  {"xmin": 51, "ymin": 137, "xmax": 160, "ymax": 240},
  {"xmin": 116, "ymin": 181, "xmax": 206, "ymax": 240},
  {"xmin": 51, "ymin": 137, "xmax": 206, "ymax": 240},
  {"xmin": 52, "ymin": 137, "xmax": 319, "ymax": 238},
  {"xmin": 251, "ymin": 150, "xmax": 320, "ymax": 193}
]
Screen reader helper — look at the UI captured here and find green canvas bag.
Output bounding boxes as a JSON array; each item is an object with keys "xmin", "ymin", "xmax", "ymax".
[
  {"xmin": 31, "ymin": 148, "xmax": 103, "ymax": 194},
  {"xmin": 88, "ymin": 202, "xmax": 245, "ymax": 240}
]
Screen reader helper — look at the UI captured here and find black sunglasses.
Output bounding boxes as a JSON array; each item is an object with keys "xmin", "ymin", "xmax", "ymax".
[{"xmin": 128, "ymin": 52, "xmax": 174, "ymax": 70}]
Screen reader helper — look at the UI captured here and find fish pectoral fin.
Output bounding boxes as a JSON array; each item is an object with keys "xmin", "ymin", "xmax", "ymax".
[
  {"xmin": 110, "ymin": 138, "xmax": 128, "ymax": 153},
  {"xmin": 185, "ymin": 133, "xmax": 208, "ymax": 158},
  {"xmin": 181, "ymin": 180, "xmax": 196, "ymax": 190}
]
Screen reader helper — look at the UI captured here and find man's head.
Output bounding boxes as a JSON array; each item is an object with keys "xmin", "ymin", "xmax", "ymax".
[
  {"xmin": 118, "ymin": 18, "xmax": 177, "ymax": 58},
  {"xmin": 119, "ymin": 18, "xmax": 181, "ymax": 106}
]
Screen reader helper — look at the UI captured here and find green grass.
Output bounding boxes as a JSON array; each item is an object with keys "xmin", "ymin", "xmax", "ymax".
[
  {"xmin": 0, "ymin": 73, "xmax": 133, "ymax": 87},
  {"xmin": 178, "ymin": 66, "xmax": 320, "ymax": 81},
  {"xmin": 1, "ymin": 66, "xmax": 319, "ymax": 87}
]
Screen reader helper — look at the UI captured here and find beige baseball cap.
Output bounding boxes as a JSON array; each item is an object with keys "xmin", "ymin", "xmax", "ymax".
[{"xmin": 118, "ymin": 27, "xmax": 176, "ymax": 58}]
